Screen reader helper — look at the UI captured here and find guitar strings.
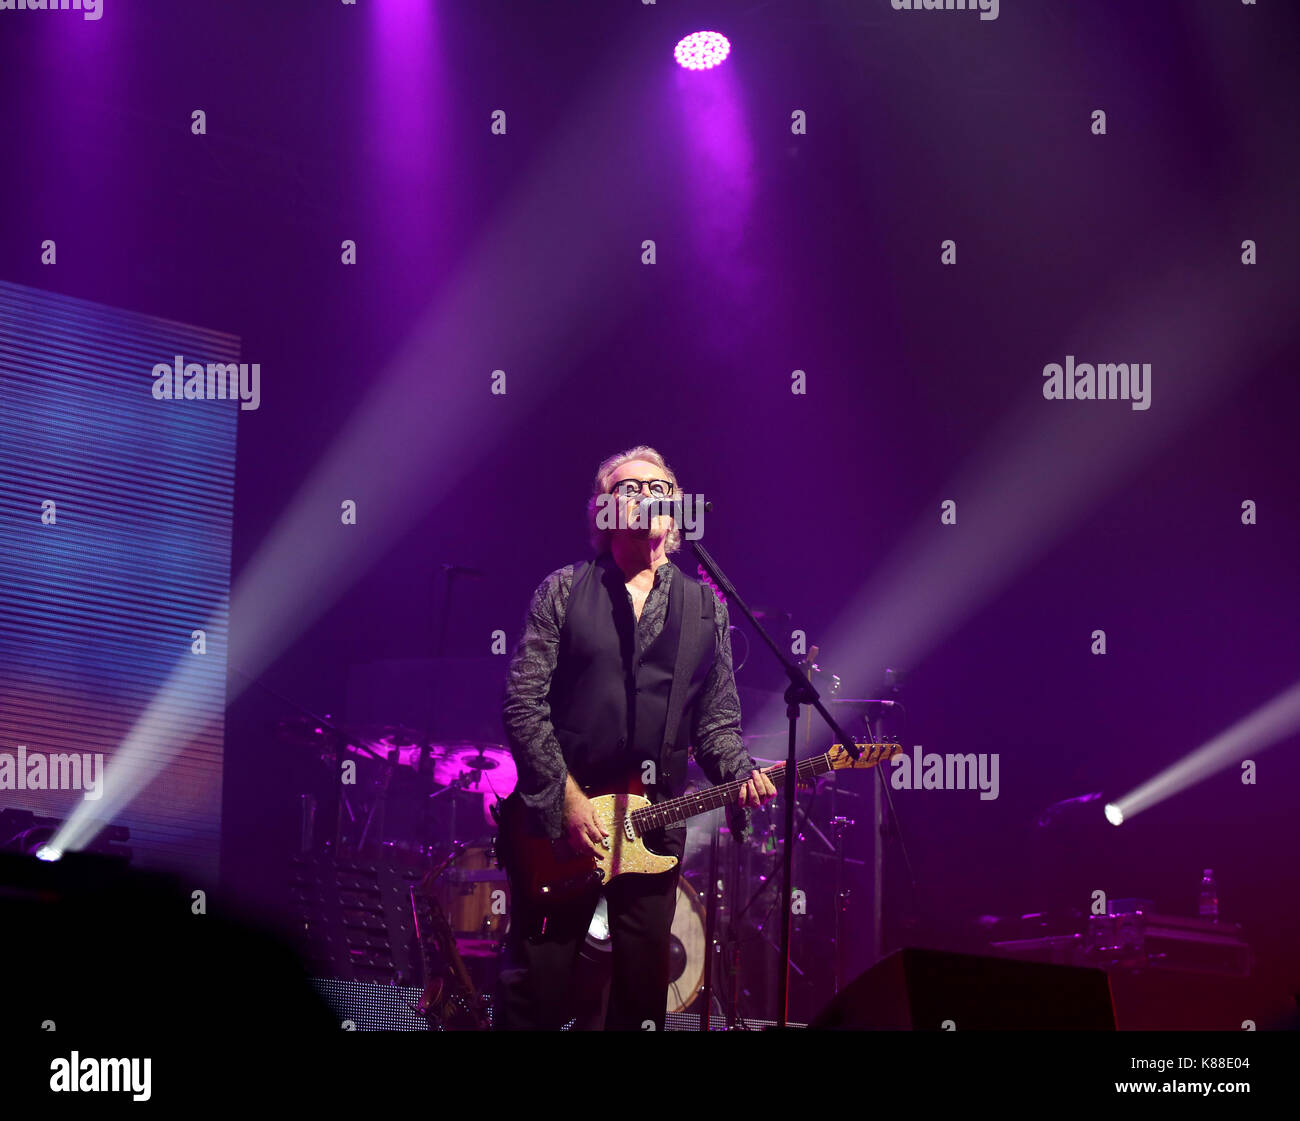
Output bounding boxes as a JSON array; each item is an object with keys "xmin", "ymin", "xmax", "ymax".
[{"xmin": 627, "ymin": 745, "xmax": 894, "ymax": 834}]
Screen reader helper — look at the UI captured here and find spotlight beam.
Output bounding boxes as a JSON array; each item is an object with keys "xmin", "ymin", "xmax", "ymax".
[
  {"xmin": 753, "ymin": 183, "xmax": 1296, "ymax": 738},
  {"xmin": 49, "ymin": 53, "xmax": 659, "ymax": 860},
  {"xmin": 1112, "ymin": 680, "xmax": 1300, "ymax": 821}
]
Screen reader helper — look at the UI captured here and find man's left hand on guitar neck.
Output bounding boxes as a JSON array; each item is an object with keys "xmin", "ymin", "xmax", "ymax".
[{"xmin": 736, "ymin": 769, "xmax": 778, "ymax": 808}]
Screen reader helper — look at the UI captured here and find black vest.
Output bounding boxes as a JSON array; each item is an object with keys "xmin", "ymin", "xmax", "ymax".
[{"xmin": 548, "ymin": 554, "xmax": 715, "ymax": 803}]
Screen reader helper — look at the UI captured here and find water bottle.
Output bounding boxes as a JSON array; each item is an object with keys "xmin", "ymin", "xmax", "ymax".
[{"xmin": 1198, "ymin": 868, "xmax": 1218, "ymax": 921}]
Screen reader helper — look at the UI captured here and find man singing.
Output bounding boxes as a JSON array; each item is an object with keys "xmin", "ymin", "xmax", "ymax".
[{"xmin": 495, "ymin": 445, "xmax": 776, "ymax": 1031}]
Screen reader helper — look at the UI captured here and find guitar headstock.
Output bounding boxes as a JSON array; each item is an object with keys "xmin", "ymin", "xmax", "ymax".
[{"xmin": 827, "ymin": 742, "xmax": 902, "ymax": 771}]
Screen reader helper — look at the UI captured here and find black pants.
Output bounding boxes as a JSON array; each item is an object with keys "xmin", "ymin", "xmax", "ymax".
[{"xmin": 493, "ymin": 829, "xmax": 684, "ymax": 1031}]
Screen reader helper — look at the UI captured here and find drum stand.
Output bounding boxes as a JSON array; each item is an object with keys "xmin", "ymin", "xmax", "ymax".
[
  {"xmin": 700, "ymin": 804, "xmax": 822, "ymax": 1029},
  {"xmin": 830, "ymin": 813, "xmax": 852, "ymax": 994},
  {"xmin": 699, "ymin": 826, "xmax": 720, "ymax": 1030},
  {"xmin": 699, "ymin": 819, "xmax": 750, "ymax": 1030}
]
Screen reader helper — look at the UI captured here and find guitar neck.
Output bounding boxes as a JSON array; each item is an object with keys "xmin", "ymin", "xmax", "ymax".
[{"xmin": 629, "ymin": 754, "xmax": 836, "ymax": 835}]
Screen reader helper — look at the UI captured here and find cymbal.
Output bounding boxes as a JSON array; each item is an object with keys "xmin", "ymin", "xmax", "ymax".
[
  {"xmin": 344, "ymin": 725, "xmax": 429, "ymax": 768},
  {"xmin": 829, "ymin": 698, "xmax": 898, "ymax": 712},
  {"xmin": 430, "ymin": 742, "xmax": 517, "ymax": 796}
]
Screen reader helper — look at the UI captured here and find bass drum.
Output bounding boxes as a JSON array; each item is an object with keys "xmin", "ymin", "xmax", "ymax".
[
  {"xmin": 582, "ymin": 875, "xmax": 707, "ymax": 1013},
  {"xmin": 668, "ymin": 875, "xmax": 707, "ymax": 1013},
  {"xmin": 433, "ymin": 843, "xmax": 509, "ymax": 957}
]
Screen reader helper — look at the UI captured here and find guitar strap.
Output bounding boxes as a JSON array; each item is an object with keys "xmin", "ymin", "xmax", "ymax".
[{"xmin": 659, "ymin": 569, "xmax": 712, "ymax": 781}]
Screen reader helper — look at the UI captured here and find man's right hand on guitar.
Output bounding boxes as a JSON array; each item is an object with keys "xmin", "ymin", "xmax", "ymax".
[{"xmin": 562, "ymin": 777, "xmax": 608, "ymax": 858}]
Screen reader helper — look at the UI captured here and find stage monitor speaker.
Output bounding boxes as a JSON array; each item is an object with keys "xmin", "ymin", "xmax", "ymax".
[{"xmin": 809, "ymin": 947, "xmax": 1116, "ymax": 1030}]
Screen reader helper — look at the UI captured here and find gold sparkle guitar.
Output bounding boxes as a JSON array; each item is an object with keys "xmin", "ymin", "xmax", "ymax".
[{"xmin": 496, "ymin": 742, "xmax": 900, "ymax": 905}]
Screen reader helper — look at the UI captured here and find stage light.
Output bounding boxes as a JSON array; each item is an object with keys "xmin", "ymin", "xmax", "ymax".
[
  {"xmin": 1104, "ymin": 803, "xmax": 1123, "ymax": 827},
  {"xmin": 674, "ymin": 31, "xmax": 730, "ymax": 71},
  {"xmin": 1106, "ymin": 679, "xmax": 1300, "ymax": 824},
  {"xmin": 35, "ymin": 844, "xmax": 63, "ymax": 862}
]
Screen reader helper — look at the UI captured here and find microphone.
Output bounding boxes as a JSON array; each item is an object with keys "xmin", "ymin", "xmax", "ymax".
[{"xmin": 637, "ymin": 496, "xmax": 712, "ymax": 522}]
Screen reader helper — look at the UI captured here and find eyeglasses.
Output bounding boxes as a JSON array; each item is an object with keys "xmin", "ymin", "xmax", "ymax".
[{"xmin": 608, "ymin": 478, "xmax": 674, "ymax": 499}]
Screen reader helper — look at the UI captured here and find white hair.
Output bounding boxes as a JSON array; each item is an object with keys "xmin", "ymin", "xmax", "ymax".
[{"xmin": 586, "ymin": 444, "xmax": 682, "ymax": 554}]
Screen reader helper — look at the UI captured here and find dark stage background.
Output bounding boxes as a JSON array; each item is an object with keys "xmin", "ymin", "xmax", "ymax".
[{"xmin": 2, "ymin": 0, "xmax": 1297, "ymax": 1026}]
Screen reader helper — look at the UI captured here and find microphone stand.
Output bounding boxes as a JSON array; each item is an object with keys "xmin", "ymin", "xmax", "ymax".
[
  {"xmin": 688, "ymin": 535, "xmax": 862, "ymax": 1029},
  {"xmin": 699, "ymin": 823, "xmax": 720, "ymax": 1031}
]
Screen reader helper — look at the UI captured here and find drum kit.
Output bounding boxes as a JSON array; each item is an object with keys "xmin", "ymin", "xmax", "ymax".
[
  {"xmin": 279, "ymin": 718, "xmax": 518, "ymax": 939},
  {"xmin": 279, "ymin": 714, "xmax": 794, "ymax": 1022}
]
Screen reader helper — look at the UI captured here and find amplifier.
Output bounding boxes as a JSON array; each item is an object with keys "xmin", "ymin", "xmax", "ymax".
[
  {"xmin": 289, "ymin": 853, "xmax": 430, "ymax": 985},
  {"xmin": 809, "ymin": 948, "xmax": 1116, "ymax": 1030},
  {"xmin": 1086, "ymin": 912, "xmax": 1252, "ymax": 977},
  {"xmin": 993, "ymin": 912, "xmax": 1251, "ymax": 978}
]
